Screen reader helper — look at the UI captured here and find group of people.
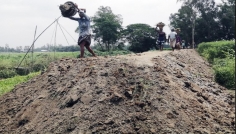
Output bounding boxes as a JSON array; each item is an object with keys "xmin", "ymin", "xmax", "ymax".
[
  {"xmin": 61, "ymin": 3, "xmax": 187, "ymax": 58},
  {"xmin": 155, "ymin": 22, "xmax": 186, "ymax": 51}
]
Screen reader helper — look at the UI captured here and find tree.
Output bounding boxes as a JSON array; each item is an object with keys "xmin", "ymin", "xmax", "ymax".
[
  {"xmin": 16, "ymin": 46, "xmax": 23, "ymax": 52},
  {"xmin": 216, "ymin": 0, "xmax": 235, "ymax": 40},
  {"xmin": 177, "ymin": 0, "xmax": 199, "ymax": 48},
  {"xmin": 169, "ymin": 5, "xmax": 193, "ymax": 45},
  {"xmin": 0, "ymin": 46, "xmax": 4, "ymax": 52},
  {"xmin": 176, "ymin": 0, "xmax": 216, "ymax": 48},
  {"xmin": 5, "ymin": 44, "xmax": 9, "ymax": 52},
  {"xmin": 122, "ymin": 23, "xmax": 156, "ymax": 53},
  {"xmin": 198, "ymin": 0, "xmax": 219, "ymax": 42},
  {"xmin": 92, "ymin": 6, "xmax": 123, "ymax": 51},
  {"xmin": 173, "ymin": 0, "xmax": 235, "ymax": 44}
]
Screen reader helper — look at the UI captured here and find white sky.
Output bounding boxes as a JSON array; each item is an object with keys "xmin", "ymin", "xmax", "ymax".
[{"xmin": 0, "ymin": 0, "xmax": 222, "ymax": 49}]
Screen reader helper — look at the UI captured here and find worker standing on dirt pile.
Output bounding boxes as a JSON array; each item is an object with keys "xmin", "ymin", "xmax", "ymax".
[
  {"xmin": 167, "ymin": 28, "xmax": 177, "ymax": 51},
  {"xmin": 62, "ymin": 2, "xmax": 96, "ymax": 58},
  {"xmin": 155, "ymin": 22, "xmax": 167, "ymax": 51},
  {"xmin": 175, "ymin": 28, "xmax": 182, "ymax": 50}
]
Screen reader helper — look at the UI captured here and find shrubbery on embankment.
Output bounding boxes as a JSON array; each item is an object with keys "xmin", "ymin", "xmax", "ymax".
[{"xmin": 197, "ymin": 40, "xmax": 235, "ymax": 90}]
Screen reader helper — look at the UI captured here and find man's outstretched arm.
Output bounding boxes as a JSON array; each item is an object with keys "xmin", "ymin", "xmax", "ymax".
[{"xmin": 67, "ymin": 16, "xmax": 80, "ymax": 21}]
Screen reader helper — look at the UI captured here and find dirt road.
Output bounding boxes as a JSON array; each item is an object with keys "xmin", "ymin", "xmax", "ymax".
[{"xmin": 116, "ymin": 50, "xmax": 171, "ymax": 66}]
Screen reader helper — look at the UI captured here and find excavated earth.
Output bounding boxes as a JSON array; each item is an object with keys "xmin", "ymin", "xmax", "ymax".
[{"xmin": 0, "ymin": 50, "xmax": 235, "ymax": 134}]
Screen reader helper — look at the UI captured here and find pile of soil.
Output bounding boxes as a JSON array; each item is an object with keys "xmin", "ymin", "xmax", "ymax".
[{"xmin": 0, "ymin": 50, "xmax": 235, "ymax": 133}]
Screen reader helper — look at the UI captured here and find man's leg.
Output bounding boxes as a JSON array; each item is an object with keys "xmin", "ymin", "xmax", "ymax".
[
  {"xmin": 85, "ymin": 45, "xmax": 96, "ymax": 57},
  {"xmin": 176, "ymin": 42, "xmax": 179, "ymax": 50},
  {"xmin": 79, "ymin": 41, "xmax": 85, "ymax": 58},
  {"xmin": 171, "ymin": 40, "xmax": 175, "ymax": 51}
]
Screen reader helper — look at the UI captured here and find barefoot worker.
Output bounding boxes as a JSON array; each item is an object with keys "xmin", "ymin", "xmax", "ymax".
[
  {"xmin": 61, "ymin": 2, "xmax": 96, "ymax": 58},
  {"xmin": 155, "ymin": 22, "xmax": 166, "ymax": 51},
  {"xmin": 168, "ymin": 28, "xmax": 177, "ymax": 51},
  {"xmin": 175, "ymin": 28, "xmax": 182, "ymax": 50}
]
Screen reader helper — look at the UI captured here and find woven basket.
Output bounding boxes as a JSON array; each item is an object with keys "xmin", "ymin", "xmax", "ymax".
[
  {"xmin": 156, "ymin": 22, "xmax": 165, "ymax": 28},
  {"xmin": 59, "ymin": 1, "xmax": 78, "ymax": 17}
]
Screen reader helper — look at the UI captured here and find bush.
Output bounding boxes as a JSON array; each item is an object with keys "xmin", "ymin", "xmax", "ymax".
[
  {"xmin": 198, "ymin": 40, "xmax": 235, "ymax": 90},
  {"xmin": 32, "ymin": 63, "xmax": 46, "ymax": 72},
  {"xmin": 15, "ymin": 67, "xmax": 30, "ymax": 76},
  {"xmin": 0, "ymin": 69, "xmax": 17, "ymax": 79},
  {"xmin": 214, "ymin": 66, "xmax": 235, "ymax": 89},
  {"xmin": 198, "ymin": 41, "xmax": 235, "ymax": 62}
]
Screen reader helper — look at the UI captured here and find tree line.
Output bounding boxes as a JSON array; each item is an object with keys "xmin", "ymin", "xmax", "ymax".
[
  {"xmin": 1, "ymin": 0, "xmax": 234, "ymax": 53},
  {"xmin": 172, "ymin": 0, "xmax": 235, "ymax": 47}
]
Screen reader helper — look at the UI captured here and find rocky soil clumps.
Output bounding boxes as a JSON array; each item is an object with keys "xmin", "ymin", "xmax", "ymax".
[{"xmin": 0, "ymin": 50, "xmax": 234, "ymax": 133}]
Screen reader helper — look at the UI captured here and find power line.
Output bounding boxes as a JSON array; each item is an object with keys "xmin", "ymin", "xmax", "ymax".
[
  {"xmin": 17, "ymin": 16, "xmax": 61, "ymax": 69},
  {"xmin": 50, "ymin": 22, "xmax": 58, "ymax": 45},
  {"xmin": 31, "ymin": 26, "xmax": 37, "ymax": 71},
  {"xmin": 58, "ymin": 22, "xmax": 77, "ymax": 42},
  {"xmin": 58, "ymin": 23, "xmax": 70, "ymax": 46},
  {"xmin": 54, "ymin": 19, "xmax": 59, "ymax": 59},
  {"xmin": 57, "ymin": 22, "xmax": 76, "ymax": 57}
]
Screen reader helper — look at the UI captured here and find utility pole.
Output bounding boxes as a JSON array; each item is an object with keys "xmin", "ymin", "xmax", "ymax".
[{"xmin": 31, "ymin": 26, "xmax": 37, "ymax": 71}]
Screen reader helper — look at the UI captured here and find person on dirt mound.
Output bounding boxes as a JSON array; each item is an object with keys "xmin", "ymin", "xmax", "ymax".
[
  {"xmin": 64, "ymin": 3, "xmax": 96, "ymax": 58},
  {"xmin": 155, "ymin": 22, "xmax": 167, "ymax": 51},
  {"xmin": 167, "ymin": 28, "xmax": 177, "ymax": 51},
  {"xmin": 175, "ymin": 28, "xmax": 182, "ymax": 50}
]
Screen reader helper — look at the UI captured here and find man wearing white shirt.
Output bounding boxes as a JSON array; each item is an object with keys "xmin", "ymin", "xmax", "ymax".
[{"xmin": 168, "ymin": 29, "xmax": 177, "ymax": 51}]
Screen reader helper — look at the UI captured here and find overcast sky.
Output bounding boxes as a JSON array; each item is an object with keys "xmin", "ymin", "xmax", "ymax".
[{"xmin": 0, "ymin": 0, "xmax": 221, "ymax": 49}]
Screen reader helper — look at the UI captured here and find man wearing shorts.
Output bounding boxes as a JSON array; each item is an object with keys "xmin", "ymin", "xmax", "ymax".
[
  {"xmin": 156, "ymin": 26, "xmax": 166, "ymax": 51},
  {"xmin": 168, "ymin": 29, "xmax": 177, "ymax": 51},
  {"xmin": 66, "ymin": 4, "xmax": 96, "ymax": 58}
]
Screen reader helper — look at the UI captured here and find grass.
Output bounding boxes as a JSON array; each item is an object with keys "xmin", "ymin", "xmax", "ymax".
[
  {"xmin": 197, "ymin": 40, "xmax": 235, "ymax": 90},
  {"xmin": 0, "ymin": 72, "xmax": 40, "ymax": 96},
  {"xmin": 0, "ymin": 50, "xmax": 131, "ymax": 68}
]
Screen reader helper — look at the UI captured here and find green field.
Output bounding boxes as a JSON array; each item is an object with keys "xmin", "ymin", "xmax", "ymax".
[{"xmin": 0, "ymin": 52, "xmax": 79, "ymax": 79}]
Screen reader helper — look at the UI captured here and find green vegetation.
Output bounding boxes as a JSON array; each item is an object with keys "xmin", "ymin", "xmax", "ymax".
[
  {"xmin": 0, "ymin": 52, "xmax": 77, "ymax": 78},
  {"xmin": 122, "ymin": 24, "xmax": 156, "ymax": 53},
  {"xmin": 171, "ymin": 0, "xmax": 235, "ymax": 46},
  {"xmin": 197, "ymin": 40, "xmax": 235, "ymax": 90},
  {"xmin": 0, "ymin": 50, "xmax": 131, "ymax": 79},
  {"xmin": 92, "ymin": 6, "xmax": 123, "ymax": 51},
  {"xmin": 0, "ymin": 72, "xmax": 40, "ymax": 96}
]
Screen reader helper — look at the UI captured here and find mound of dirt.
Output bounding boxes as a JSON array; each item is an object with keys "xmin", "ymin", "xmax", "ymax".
[{"xmin": 0, "ymin": 50, "xmax": 235, "ymax": 133}]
